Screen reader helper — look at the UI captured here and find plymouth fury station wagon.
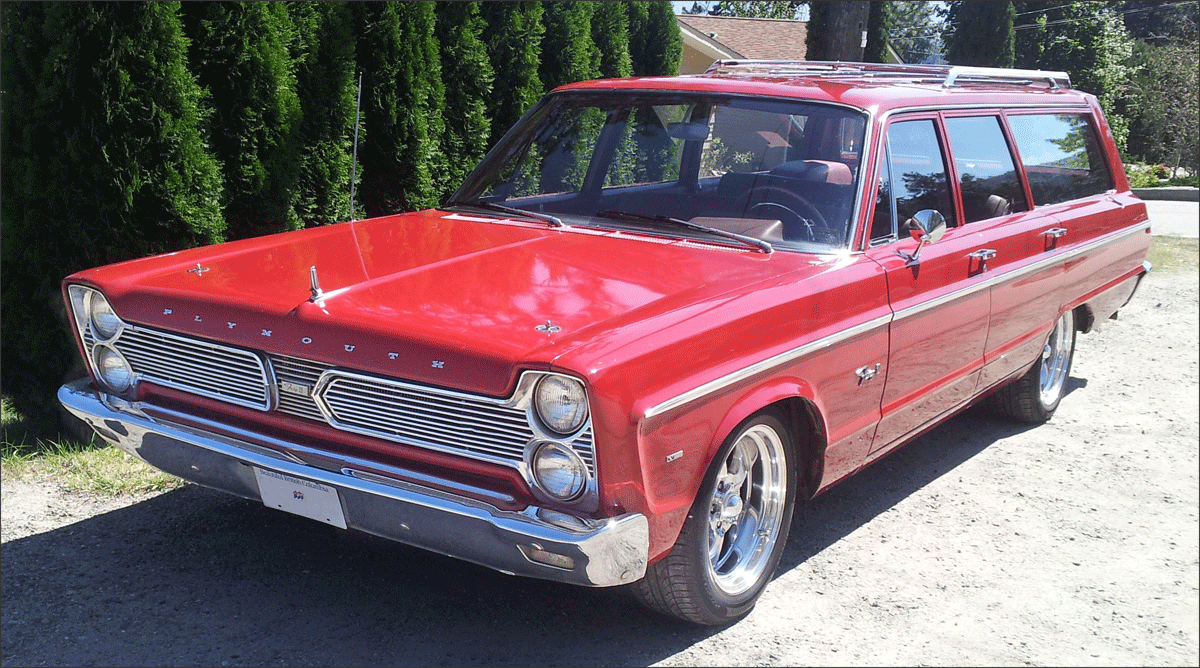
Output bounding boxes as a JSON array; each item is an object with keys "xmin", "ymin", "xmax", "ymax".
[{"xmin": 60, "ymin": 62, "xmax": 1151, "ymax": 625}]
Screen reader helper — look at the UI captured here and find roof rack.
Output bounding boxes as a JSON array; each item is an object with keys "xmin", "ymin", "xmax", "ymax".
[{"xmin": 704, "ymin": 60, "xmax": 1071, "ymax": 90}]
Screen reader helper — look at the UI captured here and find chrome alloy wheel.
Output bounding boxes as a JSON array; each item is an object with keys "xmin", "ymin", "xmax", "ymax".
[
  {"xmin": 705, "ymin": 422, "xmax": 788, "ymax": 596},
  {"xmin": 1038, "ymin": 310, "xmax": 1075, "ymax": 408}
]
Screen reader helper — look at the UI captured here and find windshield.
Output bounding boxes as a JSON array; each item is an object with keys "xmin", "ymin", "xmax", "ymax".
[{"xmin": 450, "ymin": 92, "xmax": 867, "ymax": 252}]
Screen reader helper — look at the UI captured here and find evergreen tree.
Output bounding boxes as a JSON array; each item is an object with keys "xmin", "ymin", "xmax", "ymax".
[
  {"xmin": 480, "ymin": 2, "xmax": 545, "ymax": 142},
  {"xmin": 592, "ymin": 1, "xmax": 634, "ymax": 78},
  {"xmin": 805, "ymin": 0, "xmax": 830, "ymax": 60},
  {"xmin": 942, "ymin": 1, "xmax": 1015, "ymax": 68},
  {"xmin": 182, "ymin": 1, "xmax": 303, "ymax": 240},
  {"xmin": 435, "ymin": 1, "xmax": 494, "ymax": 196},
  {"xmin": 352, "ymin": 1, "xmax": 442, "ymax": 216},
  {"xmin": 288, "ymin": 1, "xmax": 358, "ymax": 225},
  {"xmin": 889, "ymin": 0, "xmax": 940, "ymax": 64},
  {"xmin": 708, "ymin": 1, "xmax": 805, "ymax": 18},
  {"xmin": 540, "ymin": 2, "xmax": 601, "ymax": 90},
  {"xmin": 629, "ymin": 1, "xmax": 682, "ymax": 76},
  {"xmin": 864, "ymin": 1, "xmax": 891, "ymax": 63},
  {"xmin": 1, "ymin": 1, "xmax": 224, "ymax": 425}
]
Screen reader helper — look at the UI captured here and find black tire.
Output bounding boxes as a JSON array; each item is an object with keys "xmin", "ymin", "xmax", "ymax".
[
  {"xmin": 988, "ymin": 310, "xmax": 1077, "ymax": 423},
  {"xmin": 631, "ymin": 411, "xmax": 797, "ymax": 625}
]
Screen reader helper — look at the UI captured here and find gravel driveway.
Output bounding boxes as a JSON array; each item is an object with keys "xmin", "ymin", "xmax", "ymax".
[{"xmin": 3, "ymin": 265, "xmax": 1196, "ymax": 667}]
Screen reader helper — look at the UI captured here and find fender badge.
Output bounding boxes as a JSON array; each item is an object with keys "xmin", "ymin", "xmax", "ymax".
[{"xmin": 535, "ymin": 320, "xmax": 561, "ymax": 334}]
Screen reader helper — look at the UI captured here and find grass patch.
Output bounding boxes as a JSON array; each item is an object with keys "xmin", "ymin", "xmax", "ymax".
[
  {"xmin": 1148, "ymin": 236, "xmax": 1200, "ymax": 273},
  {"xmin": 2, "ymin": 396, "xmax": 182, "ymax": 495}
]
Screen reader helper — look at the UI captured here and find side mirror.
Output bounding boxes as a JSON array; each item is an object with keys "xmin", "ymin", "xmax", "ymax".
[{"xmin": 897, "ymin": 209, "xmax": 946, "ymax": 265}]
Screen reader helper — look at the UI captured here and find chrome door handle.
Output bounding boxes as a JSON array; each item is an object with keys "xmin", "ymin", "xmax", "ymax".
[
  {"xmin": 968, "ymin": 248, "xmax": 997, "ymax": 271},
  {"xmin": 1042, "ymin": 227, "xmax": 1068, "ymax": 238},
  {"xmin": 855, "ymin": 363, "xmax": 881, "ymax": 385}
]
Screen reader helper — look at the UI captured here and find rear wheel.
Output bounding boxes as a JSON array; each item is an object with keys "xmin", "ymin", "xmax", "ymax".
[
  {"xmin": 989, "ymin": 310, "xmax": 1077, "ymax": 423},
  {"xmin": 632, "ymin": 412, "xmax": 797, "ymax": 625}
]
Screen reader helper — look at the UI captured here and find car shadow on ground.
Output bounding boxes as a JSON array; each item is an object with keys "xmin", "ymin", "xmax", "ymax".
[{"xmin": 2, "ymin": 403, "xmax": 1051, "ymax": 667}]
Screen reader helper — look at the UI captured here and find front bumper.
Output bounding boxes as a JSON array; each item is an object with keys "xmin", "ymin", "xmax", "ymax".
[{"xmin": 58, "ymin": 380, "xmax": 647, "ymax": 587}]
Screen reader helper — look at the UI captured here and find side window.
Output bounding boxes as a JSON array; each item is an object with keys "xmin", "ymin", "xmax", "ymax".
[
  {"xmin": 1007, "ymin": 113, "xmax": 1114, "ymax": 206},
  {"xmin": 869, "ymin": 150, "xmax": 893, "ymax": 242},
  {"xmin": 885, "ymin": 119, "xmax": 957, "ymax": 230},
  {"xmin": 944, "ymin": 116, "xmax": 1029, "ymax": 223}
]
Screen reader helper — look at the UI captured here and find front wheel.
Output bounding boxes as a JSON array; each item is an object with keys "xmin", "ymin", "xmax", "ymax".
[
  {"xmin": 988, "ymin": 309, "xmax": 1077, "ymax": 423},
  {"xmin": 632, "ymin": 412, "xmax": 797, "ymax": 625}
]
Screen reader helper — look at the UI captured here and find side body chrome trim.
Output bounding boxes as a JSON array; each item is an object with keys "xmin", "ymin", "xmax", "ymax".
[{"xmin": 644, "ymin": 222, "xmax": 1148, "ymax": 420}]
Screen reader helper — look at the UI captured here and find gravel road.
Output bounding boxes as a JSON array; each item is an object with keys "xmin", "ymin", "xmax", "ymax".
[{"xmin": 3, "ymin": 265, "xmax": 1196, "ymax": 667}]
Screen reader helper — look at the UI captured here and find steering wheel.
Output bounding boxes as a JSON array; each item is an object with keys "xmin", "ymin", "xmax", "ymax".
[{"xmin": 746, "ymin": 186, "xmax": 830, "ymax": 242}]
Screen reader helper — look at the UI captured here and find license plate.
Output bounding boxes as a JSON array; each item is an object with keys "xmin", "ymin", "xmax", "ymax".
[{"xmin": 253, "ymin": 467, "xmax": 347, "ymax": 529}]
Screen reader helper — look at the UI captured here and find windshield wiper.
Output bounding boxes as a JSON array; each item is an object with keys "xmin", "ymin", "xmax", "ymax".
[
  {"xmin": 593, "ymin": 210, "xmax": 773, "ymax": 255},
  {"xmin": 442, "ymin": 200, "xmax": 564, "ymax": 228}
]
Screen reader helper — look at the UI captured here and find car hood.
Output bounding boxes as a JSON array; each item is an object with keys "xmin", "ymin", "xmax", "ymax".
[{"xmin": 71, "ymin": 209, "xmax": 803, "ymax": 396}]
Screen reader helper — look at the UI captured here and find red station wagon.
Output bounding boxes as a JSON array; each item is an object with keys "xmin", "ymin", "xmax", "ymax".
[{"xmin": 60, "ymin": 61, "xmax": 1152, "ymax": 625}]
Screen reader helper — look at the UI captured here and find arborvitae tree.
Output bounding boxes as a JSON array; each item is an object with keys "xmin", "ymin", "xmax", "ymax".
[
  {"xmin": 592, "ymin": 1, "xmax": 633, "ymax": 78},
  {"xmin": 1, "ymin": 1, "xmax": 225, "ymax": 426},
  {"xmin": 182, "ymin": 2, "xmax": 302, "ymax": 240},
  {"xmin": 288, "ymin": 1, "xmax": 358, "ymax": 225},
  {"xmin": 864, "ymin": 1, "xmax": 891, "ymax": 63},
  {"xmin": 628, "ymin": 1, "xmax": 682, "ymax": 76},
  {"xmin": 805, "ymin": 0, "xmax": 830, "ymax": 60},
  {"xmin": 539, "ymin": 2, "xmax": 601, "ymax": 90},
  {"xmin": 480, "ymin": 1, "xmax": 544, "ymax": 143},
  {"xmin": 352, "ymin": 1, "xmax": 441, "ymax": 216},
  {"xmin": 435, "ymin": 1, "xmax": 494, "ymax": 197},
  {"xmin": 942, "ymin": 1, "xmax": 1015, "ymax": 68}
]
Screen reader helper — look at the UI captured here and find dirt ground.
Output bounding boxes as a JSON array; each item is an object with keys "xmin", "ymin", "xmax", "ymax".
[{"xmin": 2, "ymin": 267, "xmax": 1197, "ymax": 667}]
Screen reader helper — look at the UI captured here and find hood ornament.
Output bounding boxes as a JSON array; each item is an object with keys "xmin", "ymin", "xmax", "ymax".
[
  {"xmin": 535, "ymin": 320, "xmax": 561, "ymax": 334},
  {"xmin": 188, "ymin": 263, "xmax": 210, "ymax": 275},
  {"xmin": 309, "ymin": 265, "xmax": 324, "ymax": 302}
]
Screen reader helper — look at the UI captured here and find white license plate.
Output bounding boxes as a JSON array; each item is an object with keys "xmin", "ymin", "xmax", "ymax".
[{"xmin": 253, "ymin": 467, "xmax": 347, "ymax": 529}]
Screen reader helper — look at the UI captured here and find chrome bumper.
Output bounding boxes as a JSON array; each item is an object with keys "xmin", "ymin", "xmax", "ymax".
[{"xmin": 58, "ymin": 380, "xmax": 647, "ymax": 587}]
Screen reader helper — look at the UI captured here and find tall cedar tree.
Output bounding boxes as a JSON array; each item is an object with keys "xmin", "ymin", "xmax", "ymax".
[
  {"xmin": 592, "ymin": 2, "xmax": 634, "ymax": 78},
  {"xmin": 0, "ymin": 1, "xmax": 224, "ymax": 425},
  {"xmin": 435, "ymin": 2, "xmax": 495, "ymax": 197},
  {"xmin": 805, "ymin": 1, "xmax": 830, "ymax": 60},
  {"xmin": 480, "ymin": 2, "xmax": 545, "ymax": 145},
  {"xmin": 352, "ymin": 2, "xmax": 443, "ymax": 216},
  {"xmin": 628, "ymin": 1, "xmax": 683, "ymax": 76},
  {"xmin": 287, "ymin": 1, "xmax": 358, "ymax": 225},
  {"xmin": 181, "ymin": 2, "xmax": 303, "ymax": 240},
  {"xmin": 942, "ymin": 1, "xmax": 1015, "ymax": 68},
  {"xmin": 540, "ymin": 2, "xmax": 601, "ymax": 90},
  {"xmin": 864, "ymin": 1, "xmax": 891, "ymax": 63}
]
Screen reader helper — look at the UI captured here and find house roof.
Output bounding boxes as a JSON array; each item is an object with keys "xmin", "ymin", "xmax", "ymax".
[{"xmin": 676, "ymin": 14, "xmax": 807, "ymax": 62}]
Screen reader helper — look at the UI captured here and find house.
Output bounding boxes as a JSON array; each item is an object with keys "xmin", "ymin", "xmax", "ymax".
[
  {"xmin": 675, "ymin": 13, "xmax": 902, "ymax": 74},
  {"xmin": 676, "ymin": 14, "xmax": 808, "ymax": 74}
]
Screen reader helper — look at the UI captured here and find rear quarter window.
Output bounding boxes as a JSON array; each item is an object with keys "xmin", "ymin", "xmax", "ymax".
[{"xmin": 1007, "ymin": 113, "xmax": 1113, "ymax": 206}]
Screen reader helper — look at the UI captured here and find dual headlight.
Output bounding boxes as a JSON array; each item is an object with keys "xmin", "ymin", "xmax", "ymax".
[
  {"xmin": 67, "ymin": 286, "xmax": 135, "ymax": 392},
  {"xmin": 528, "ymin": 375, "xmax": 590, "ymax": 502}
]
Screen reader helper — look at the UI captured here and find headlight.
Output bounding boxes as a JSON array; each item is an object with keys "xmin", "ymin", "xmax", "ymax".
[
  {"xmin": 93, "ymin": 344, "xmax": 134, "ymax": 392},
  {"xmin": 533, "ymin": 375, "xmax": 588, "ymax": 435},
  {"xmin": 88, "ymin": 292, "xmax": 122, "ymax": 340},
  {"xmin": 531, "ymin": 442, "xmax": 587, "ymax": 501}
]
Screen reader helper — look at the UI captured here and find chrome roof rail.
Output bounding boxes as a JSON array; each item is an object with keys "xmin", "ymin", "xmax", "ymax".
[{"xmin": 704, "ymin": 60, "xmax": 1071, "ymax": 90}]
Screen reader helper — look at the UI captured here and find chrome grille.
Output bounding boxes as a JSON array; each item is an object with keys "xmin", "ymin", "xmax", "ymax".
[
  {"xmin": 108, "ymin": 326, "xmax": 270, "ymax": 410},
  {"xmin": 101, "ymin": 324, "xmax": 596, "ymax": 476},
  {"xmin": 315, "ymin": 372, "xmax": 596, "ymax": 471},
  {"xmin": 270, "ymin": 355, "xmax": 327, "ymax": 421}
]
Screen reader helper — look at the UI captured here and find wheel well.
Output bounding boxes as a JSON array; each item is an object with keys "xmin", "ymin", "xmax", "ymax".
[
  {"xmin": 770, "ymin": 397, "xmax": 825, "ymax": 501},
  {"xmin": 1073, "ymin": 303, "xmax": 1095, "ymax": 334}
]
